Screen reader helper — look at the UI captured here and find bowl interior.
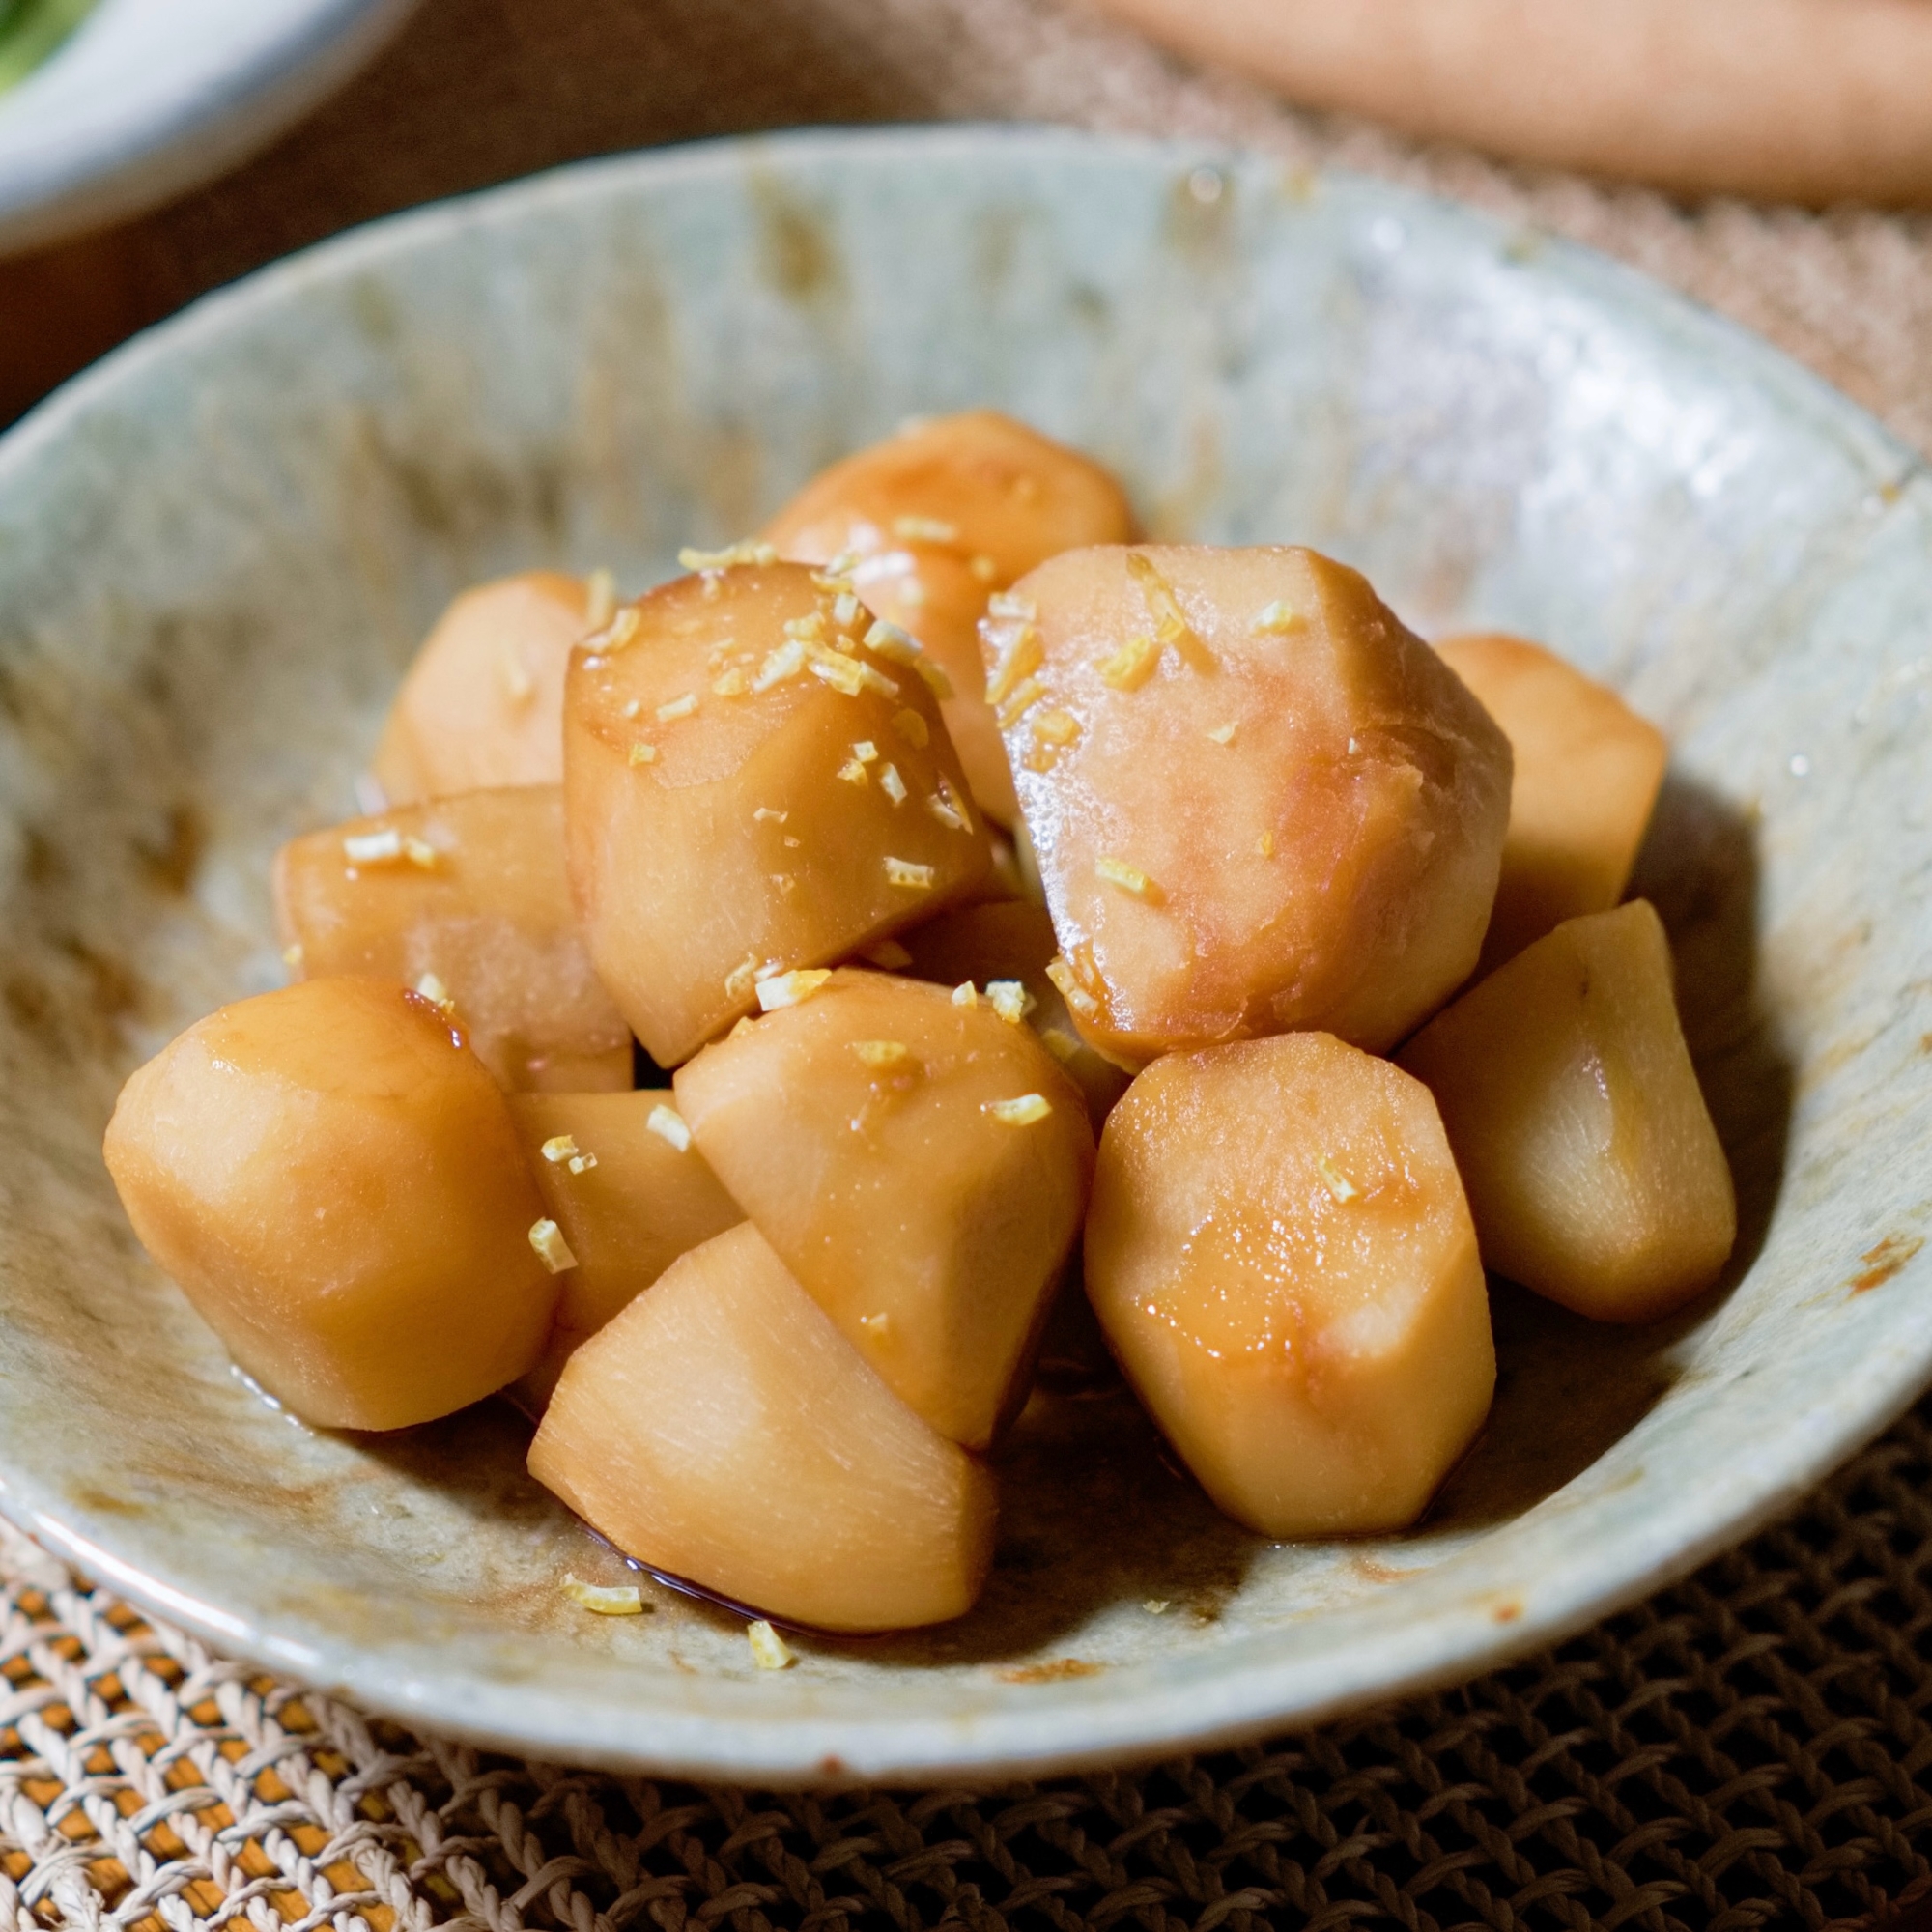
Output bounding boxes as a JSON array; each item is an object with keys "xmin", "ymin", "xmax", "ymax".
[{"xmin": 2, "ymin": 128, "xmax": 1930, "ymax": 1783}]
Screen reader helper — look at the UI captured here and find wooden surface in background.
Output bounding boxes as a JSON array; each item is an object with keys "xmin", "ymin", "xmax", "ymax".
[{"xmin": 1090, "ymin": 0, "xmax": 1932, "ymax": 207}]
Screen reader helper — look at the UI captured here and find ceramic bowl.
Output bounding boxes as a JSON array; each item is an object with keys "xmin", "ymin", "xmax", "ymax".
[
  {"xmin": 0, "ymin": 0, "xmax": 418, "ymax": 256},
  {"xmin": 1, "ymin": 128, "xmax": 1929, "ymax": 1785}
]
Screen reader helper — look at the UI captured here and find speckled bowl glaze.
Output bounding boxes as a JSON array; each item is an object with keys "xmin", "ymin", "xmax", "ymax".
[{"xmin": 1, "ymin": 128, "xmax": 1929, "ymax": 1785}]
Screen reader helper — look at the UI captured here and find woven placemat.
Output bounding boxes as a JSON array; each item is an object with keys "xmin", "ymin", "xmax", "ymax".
[
  {"xmin": 6, "ymin": 0, "xmax": 1932, "ymax": 1926},
  {"xmin": 6, "ymin": 1396, "xmax": 1932, "ymax": 1932}
]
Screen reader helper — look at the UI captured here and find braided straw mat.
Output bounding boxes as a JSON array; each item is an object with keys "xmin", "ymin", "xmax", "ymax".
[
  {"xmin": 8, "ymin": 1404, "xmax": 1932, "ymax": 1932},
  {"xmin": 8, "ymin": 0, "xmax": 1932, "ymax": 1926}
]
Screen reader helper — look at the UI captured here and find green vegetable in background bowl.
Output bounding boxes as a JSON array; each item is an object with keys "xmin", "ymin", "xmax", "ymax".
[{"xmin": 0, "ymin": 0, "xmax": 97, "ymax": 94}]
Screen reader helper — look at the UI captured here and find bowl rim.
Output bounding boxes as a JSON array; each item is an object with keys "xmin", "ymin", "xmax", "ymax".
[
  {"xmin": 2, "ymin": 122, "xmax": 1928, "ymax": 1784},
  {"xmin": 0, "ymin": 0, "xmax": 420, "ymax": 257}
]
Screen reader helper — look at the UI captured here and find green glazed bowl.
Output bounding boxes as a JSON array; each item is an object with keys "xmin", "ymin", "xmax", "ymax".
[{"xmin": 1, "ymin": 128, "xmax": 1928, "ymax": 1784}]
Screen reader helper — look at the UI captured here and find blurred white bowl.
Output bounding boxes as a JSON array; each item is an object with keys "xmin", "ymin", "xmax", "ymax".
[{"xmin": 0, "ymin": 0, "xmax": 418, "ymax": 256}]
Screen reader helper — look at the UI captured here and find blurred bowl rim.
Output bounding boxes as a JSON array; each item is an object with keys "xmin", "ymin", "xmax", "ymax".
[{"xmin": 0, "ymin": 0, "xmax": 420, "ymax": 257}]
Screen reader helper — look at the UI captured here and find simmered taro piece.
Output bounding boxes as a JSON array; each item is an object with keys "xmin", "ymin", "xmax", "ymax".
[
  {"xmin": 274, "ymin": 787, "xmax": 632, "ymax": 1094},
  {"xmin": 507, "ymin": 1090, "xmax": 744, "ymax": 1405},
  {"xmin": 998, "ymin": 546, "xmax": 1512, "ymax": 1065},
  {"xmin": 897, "ymin": 898, "xmax": 1131, "ymax": 1123},
  {"xmin": 1398, "ymin": 900, "xmax": 1735, "ymax": 1323},
  {"xmin": 372, "ymin": 571, "xmax": 595, "ymax": 804},
  {"xmin": 103, "ymin": 977, "xmax": 557, "ymax": 1431},
  {"xmin": 1085, "ymin": 1032, "xmax": 1494, "ymax": 1539},
  {"xmin": 564, "ymin": 562, "xmax": 989, "ymax": 1066},
  {"xmin": 673, "ymin": 969, "xmax": 1094, "ymax": 1450},
  {"xmin": 1438, "ymin": 632, "xmax": 1668, "ymax": 972},
  {"xmin": 528, "ymin": 1222, "xmax": 996, "ymax": 1633},
  {"xmin": 764, "ymin": 411, "xmax": 1137, "ymax": 828}
]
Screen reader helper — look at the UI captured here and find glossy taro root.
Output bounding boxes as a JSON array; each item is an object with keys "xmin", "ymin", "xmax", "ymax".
[
  {"xmin": 1085, "ymin": 1031, "xmax": 1495, "ymax": 1538},
  {"xmin": 673, "ymin": 969, "xmax": 1094, "ymax": 1449},
  {"xmin": 998, "ymin": 545, "xmax": 1512, "ymax": 1065},
  {"xmin": 564, "ymin": 561, "xmax": 990, "ymax": 1065},
  {"xmin": 274, "ymin": 787, "xmax": 632, "ymax": 1093},
  {"xmin": 528, "ymin": 1222, "xmax": 996, "ymax": 1632},
  {"xmin": 764, "ymin": 411, "xmax": 1137, "ymax": 828},
  {"xmin": 103, "ymin": 977, "xmax": 557, "ymax": 1431},
  {"xmin": 371, "ymin": 571, "xmax": 595, "ymax": 805},
  {"xmin": 508, "ymin": 1089, "xmax": 744, "ymax": 1402},
  {"xmin": 1437, "ymin": 632, "xmax": 1668, "ymax": 972},
  {"xmin": 1398, "ymin": 899, "xmax": 1736, "ymax": 1322}
]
